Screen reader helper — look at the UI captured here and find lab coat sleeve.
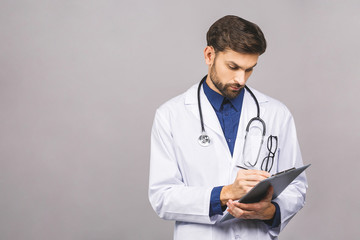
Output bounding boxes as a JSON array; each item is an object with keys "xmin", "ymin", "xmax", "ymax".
[
  {"xmin": 148, "ymin": 109, "xmax": 216, "ymax": 224},
  {"xmin": 268, "ymin": 111, "xmax": 308, "ymax": 237}
]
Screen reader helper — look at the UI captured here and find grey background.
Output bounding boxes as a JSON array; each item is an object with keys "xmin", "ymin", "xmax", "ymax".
[{"xmin": 1, "ymin": 0, "xmax": 359, "ymax": 239}]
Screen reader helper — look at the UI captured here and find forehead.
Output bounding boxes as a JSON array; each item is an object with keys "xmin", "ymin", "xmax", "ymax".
[{"xmin": 216, "ymin": 49, "xmax": 259, "ymax": 67}]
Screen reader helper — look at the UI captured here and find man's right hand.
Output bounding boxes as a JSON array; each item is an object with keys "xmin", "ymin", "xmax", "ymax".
[{"xmin": 220, "ymin": 169, "xmax": 270, "ymax": 206}]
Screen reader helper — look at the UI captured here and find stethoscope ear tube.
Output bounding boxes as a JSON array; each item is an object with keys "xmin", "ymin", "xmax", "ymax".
[
  {"xmin": 246, "ymin": 117, "xmax": 266, "ymax": 137},
  {"xmin": 244, "ymin": 85, "xmax": 260, "ymax": 118},
  {"xmin": 243, "ymin": 123, "xmax": 265, "ymax": 167},
  {"xmin": 197, "ymin": 76, "xmax": 211, "ymax": 146},
  {"xmin": 197, "ymin": 76, "xmax": 207, "ymax": 134}
]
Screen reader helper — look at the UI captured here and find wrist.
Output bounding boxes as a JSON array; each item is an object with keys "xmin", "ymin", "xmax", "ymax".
[
  {"xmin": 265, "ymin": 203, "xmax": 276, "ymax": 220},
  {"xmin": 220, "ymin": 185, "xmax": 233, "ymax": 206}
]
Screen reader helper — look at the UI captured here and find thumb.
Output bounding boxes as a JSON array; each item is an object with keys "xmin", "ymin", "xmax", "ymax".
[{"xmin": 263, "ymin": 185, "xmax": 274, "ymax": 202}]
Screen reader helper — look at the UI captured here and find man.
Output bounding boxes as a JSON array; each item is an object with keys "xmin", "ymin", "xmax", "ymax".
[{"xmin": 149, "ymin": 15, "xmax": 307, "ymax": 240}]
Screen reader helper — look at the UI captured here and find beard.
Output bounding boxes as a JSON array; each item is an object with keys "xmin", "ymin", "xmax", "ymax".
[{"xmin": 209, "ymin": 62, "xmax": 243, "ymax": 100}]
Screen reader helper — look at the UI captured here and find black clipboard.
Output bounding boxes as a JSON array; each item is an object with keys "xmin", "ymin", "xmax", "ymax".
[{"xmin": 220, "ymin": 164, "xmax": 310, "ymax": 223}]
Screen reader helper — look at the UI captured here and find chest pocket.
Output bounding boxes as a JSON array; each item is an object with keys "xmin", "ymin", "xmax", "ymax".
[{"xmin": 242, "ymin": 133, "xmax": 279, "ymax": 174}]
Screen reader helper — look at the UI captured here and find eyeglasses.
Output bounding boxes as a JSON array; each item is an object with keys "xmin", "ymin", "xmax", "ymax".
[
  {"xmin": 240, "ymin": 133, "xmax": 278, "ymax": 173},
  {"xmin": 261, "ymin": 135, "xmax": 278, "ymax": 172}
]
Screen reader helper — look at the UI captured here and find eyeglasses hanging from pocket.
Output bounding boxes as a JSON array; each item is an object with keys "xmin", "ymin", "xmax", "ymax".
[
  {"xmin": 261, "ymin": 135, "xmax": 278, "ymax": 172},
  {"xmin": 241, "ymin": 129, "xmax": 278, "ymax": 172}
]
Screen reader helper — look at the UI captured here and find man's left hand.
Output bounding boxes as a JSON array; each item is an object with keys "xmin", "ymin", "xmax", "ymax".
[{"xmin": 226, "ymin": 186, "xmax": 275, "ymax": 220}]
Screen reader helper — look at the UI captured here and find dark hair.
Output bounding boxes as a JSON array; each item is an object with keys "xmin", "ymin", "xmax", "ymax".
[{"xmin": 206, "ymin": 15, "xmax": 267, "ymax": 55}]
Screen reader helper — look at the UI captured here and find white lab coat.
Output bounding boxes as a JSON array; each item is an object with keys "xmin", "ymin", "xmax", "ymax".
[{"xmin": 149, "ymin": 83, "xmax": 307, "ymax": 240}]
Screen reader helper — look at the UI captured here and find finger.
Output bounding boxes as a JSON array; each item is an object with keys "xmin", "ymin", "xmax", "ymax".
[
  {"xmin": 227, "ymin": 200, "xmax": 244, "ymax": 218},
  {"xmin": 235, "ymin": 202, "xmax": 261, "ymax": 211},
  {"xmin": 238, "ymin": 210, "xmax": 256, "ymax": 219},
  {"xmin": 239, "ymin": 175, "xmax": 269, "ymax": 184},
  {"xmin": 228, "ymin": 200, "xmax": 260, "ymax": 219},
  {"xmin": 241, "ymin": 174, "xmax": 268, "ymax": 182},
  {"xmin": 229, "ymin": 207, "xmax": 256, "ymax": 219},
  {"xmin": 243, "ymin": 169, "xmax": 270, "ymax": 178},
  {"xmin": 240, "ymin": 181, "xmax": 261, "ymax": 188}
]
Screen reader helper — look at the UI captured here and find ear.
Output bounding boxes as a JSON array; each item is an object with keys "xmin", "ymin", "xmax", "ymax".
[{"xmin": 204, "ymin": 46, "xmax": 215, "ymax": 66}]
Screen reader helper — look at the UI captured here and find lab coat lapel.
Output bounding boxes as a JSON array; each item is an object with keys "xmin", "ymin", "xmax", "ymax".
[
  {"xmin": 232, "ymin": 87, "xmax": 267, "ymax": 168},
  {"xmin": 184, "ymin": 84, "xmax": 224, "ymax": 137},
  {"xmin": 232, "ymin": 91, "xmax": 252, "ymax": 168},
  {"xmin": 199, "ymin": 87, "xmax": 224, "ymax": 136}
]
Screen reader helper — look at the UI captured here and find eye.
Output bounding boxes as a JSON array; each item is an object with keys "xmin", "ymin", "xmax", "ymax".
[
  {"xmin": 245, "ymin": 68, "xmax": 253, "ymax": 73},
  {"xmin": 228, "ymin": 65, "xmax": 238, "ymax": 70}
]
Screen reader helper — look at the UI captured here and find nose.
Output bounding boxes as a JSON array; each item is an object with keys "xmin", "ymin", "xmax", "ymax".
[{"xmin": 234, "ymin": 70, "xmax": 246, "ymax": 86}]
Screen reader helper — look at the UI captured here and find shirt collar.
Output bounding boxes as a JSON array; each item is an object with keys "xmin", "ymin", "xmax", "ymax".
[{"xmin": 203, "ymin": 80, "xmax": 244, "ymax": 112}]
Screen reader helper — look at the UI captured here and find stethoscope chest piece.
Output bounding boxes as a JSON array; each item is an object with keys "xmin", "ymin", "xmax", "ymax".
[{"xmin": 198, "ymin": 133, "xmax": 211, "ymax": 147}]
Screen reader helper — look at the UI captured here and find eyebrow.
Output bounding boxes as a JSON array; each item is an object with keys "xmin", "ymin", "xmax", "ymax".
[{"xmin": 227, "ymin": 61, "xmax": 258, "ymax": 70}]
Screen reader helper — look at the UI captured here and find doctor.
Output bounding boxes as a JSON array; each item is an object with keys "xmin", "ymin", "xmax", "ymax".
[{"xmin": 149, "ymin": 15, "xmax": 307, "ymax": 240}]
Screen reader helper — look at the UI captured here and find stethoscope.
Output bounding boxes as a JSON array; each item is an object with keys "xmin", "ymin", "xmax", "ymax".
[{"xmin": 197, "ymin": 76, "xmax": 266, "ymax": 167}]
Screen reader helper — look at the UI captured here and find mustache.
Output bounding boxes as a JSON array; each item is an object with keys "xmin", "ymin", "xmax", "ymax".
[{"xmin": 225, "ymin": 83, "xmax": 243, "ymax": 89}]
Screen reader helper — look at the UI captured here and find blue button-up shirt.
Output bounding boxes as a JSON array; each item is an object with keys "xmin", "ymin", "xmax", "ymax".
[
  {"xmin": 203, "ymin": 80, "xmax": 280, "ymax": 228},
  {"xmin": 203, "ymin": 80, "xmax": 244, "ymax": 156}
]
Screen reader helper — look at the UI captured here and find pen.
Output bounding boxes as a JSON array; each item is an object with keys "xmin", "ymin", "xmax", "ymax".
[
  {"xmin": 236, "ymin": 165, "xmax": 296, "ymax": 177},
  {"xmin": 237, "ymin": 166, "xmax": 248, "ymax": 170}
]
